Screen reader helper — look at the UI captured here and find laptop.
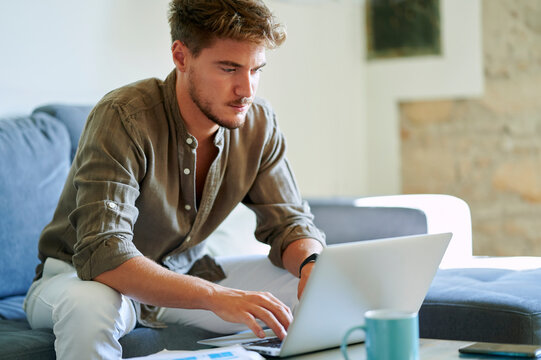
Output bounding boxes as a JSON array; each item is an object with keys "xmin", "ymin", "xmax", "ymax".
[{"xmin": 199, "ymin": 232, "xmax": 452, "ymax": 357}]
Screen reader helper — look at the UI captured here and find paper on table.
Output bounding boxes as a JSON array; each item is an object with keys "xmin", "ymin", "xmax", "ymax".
[{"xmin": 129, "ymin": 345, "xmax": 265, "ymax": 360}]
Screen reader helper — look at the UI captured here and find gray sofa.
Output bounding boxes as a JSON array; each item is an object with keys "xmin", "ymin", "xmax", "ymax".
[{"xmin": 2, "ymin": 104, "xmax": 541, "ymax": 359}]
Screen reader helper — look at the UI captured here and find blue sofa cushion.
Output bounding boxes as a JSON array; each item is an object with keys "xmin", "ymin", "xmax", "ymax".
[
  {"xmin": 420, "ymin": 268, "xmax": 541, "ymax": 344},
  {"xmin": 0, "ymin": 113, "xmax": 71, "ymax": 298},
  {"xmin": 0, "ymin": 296, "xmax": 26, "ymax": 320},
  {"xmin": 33, "ymin": 104, "xmax": 92, "ymax": 161}
]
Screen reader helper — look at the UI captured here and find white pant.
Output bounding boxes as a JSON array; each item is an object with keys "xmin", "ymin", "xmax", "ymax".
[{"xmin": 24, "ymin": 255, "xmax": 299, "ymax": 360}]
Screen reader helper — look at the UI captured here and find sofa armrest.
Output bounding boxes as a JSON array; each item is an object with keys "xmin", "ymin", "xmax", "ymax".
[
  {"xmin": 307, "ymin": 198, "xmax": 428, "ymax": 245},
  {"xmin": 204, "ymin": 194, "xmax": 472, "ymax": 269},
  {"xmin": 203, "ymin": 200, "xmax": 428, "ymax": 257},
  {"xmin": 352, "ymin": 194, "xmax": 473, "ymax": 268}
]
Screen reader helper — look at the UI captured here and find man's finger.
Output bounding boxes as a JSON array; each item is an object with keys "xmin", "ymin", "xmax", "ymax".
[
  {"xmin": 242, "ymin": 313, "xmax": 267, "ymax": 338},
  {"xmin": 254, "ymin": 292, "xmax": 293, "ymax": 329},
  {"xmin": 250, "ymin": 305, "xmax": 288, "ymax": 340}
]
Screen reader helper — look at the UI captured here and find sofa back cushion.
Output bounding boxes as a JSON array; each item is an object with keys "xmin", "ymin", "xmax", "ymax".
[
  {"xmin": 0, "ymin": 113, "xmax": 71, "ymax": 298},
  {"xmin": 308, "ymin": 199, "xmax": 428, "ymax": 245},
  {"xmin": 33, "ymin": 104, "xmax": 93, "ymax": 161}
]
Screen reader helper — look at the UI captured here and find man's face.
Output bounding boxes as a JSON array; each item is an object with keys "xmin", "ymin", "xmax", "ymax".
[{"xmin": 185, "ymin": 38, "xmax": 267, "ymax": 130}]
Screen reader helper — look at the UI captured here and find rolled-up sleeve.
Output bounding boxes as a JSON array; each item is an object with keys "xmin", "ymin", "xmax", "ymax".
[
  {"xmin": 69, "ymin": 102, "xmax": 145, "ymax": 280},
  {"xmin": 244, "ymin": 114, "xmax": 326, "ymax": 268}
]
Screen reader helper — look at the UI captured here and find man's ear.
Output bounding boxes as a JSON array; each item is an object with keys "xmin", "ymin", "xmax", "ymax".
[{"xmin": 172, "ymin": 40, "xmax": 190, "ymax": 72}]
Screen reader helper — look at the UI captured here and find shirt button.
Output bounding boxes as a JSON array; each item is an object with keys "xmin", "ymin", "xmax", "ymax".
[
  {"xmin": 184, "ymin": 204, "xmax": 191, "ymax": 211},
  {"xmin": 106, "ymin": 201, "xmax": 117, "ymax": 210},
  {"xmin": 183, "ymin": 168, "xmax": 190, "ymax": 175},
  {"xmin": 186, "ymin": 236, "xmax": 191, "ymax": 242},
  {"xmin": 186, "ymin": 138, "xmax": 193, "ymax": 145}
]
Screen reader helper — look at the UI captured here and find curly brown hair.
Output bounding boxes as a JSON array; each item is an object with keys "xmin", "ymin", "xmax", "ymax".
[{"xmin": 168, "ymin": 0, "xmax": 286, "ymax": 56}]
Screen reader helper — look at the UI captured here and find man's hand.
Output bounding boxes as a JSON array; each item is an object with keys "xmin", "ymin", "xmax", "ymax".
[
  {"xmin": 206, "ymin": 285, "xmax": 293, "ymax": 340},
  {"xmin": 95, "ymin": 256, "xmax": 293, "ymax": 341}
]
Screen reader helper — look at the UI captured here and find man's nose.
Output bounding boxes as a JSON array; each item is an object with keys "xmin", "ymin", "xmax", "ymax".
[{"xmin": 234, "ymin": 72, "xmax": 256, "ymax": 98}]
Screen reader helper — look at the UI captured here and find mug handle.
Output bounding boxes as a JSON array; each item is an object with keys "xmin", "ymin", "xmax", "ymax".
[{"xmin": 341, "ymin": 325, "xmax": 366, "ymax": 360}]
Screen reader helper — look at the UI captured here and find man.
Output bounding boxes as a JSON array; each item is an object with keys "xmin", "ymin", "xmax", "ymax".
[{"xmin": 23, "ymin": 0, "xmax": 325, "ymax": 359}]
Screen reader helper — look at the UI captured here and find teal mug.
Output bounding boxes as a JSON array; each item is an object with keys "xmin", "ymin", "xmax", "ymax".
[{"xmin": 341, "ymin": 309, "xmax": 419, "ymax": 360}]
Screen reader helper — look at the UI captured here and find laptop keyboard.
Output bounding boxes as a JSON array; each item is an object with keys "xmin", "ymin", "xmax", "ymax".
[{"xmin": 243, "ymin": 336, "xmax": 283, "ymax": 348}]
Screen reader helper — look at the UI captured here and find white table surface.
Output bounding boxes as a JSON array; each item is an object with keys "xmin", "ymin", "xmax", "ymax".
[{"xmin": 284, "ymin": 338, "xmax": 488, "ymax": 360}]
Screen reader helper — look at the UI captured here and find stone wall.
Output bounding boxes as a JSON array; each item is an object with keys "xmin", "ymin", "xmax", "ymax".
[{"xmin": 400, "ymin": 0, "xmax": 541, "ymax": 256}]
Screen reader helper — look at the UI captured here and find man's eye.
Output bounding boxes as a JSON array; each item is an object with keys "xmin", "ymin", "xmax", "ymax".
[{"xmin": 222, "ymin": 68, "xmax": 236, "ymax": 73}]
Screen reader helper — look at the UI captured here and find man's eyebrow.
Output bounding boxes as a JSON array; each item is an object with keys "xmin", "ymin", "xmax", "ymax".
[
  {"xmin": 216, "ymin": 60, "xmax": 242, "ymax": 68},
  {"xmin": 215, "ymin": 60, "xmax": 267, "ymax": 70}
]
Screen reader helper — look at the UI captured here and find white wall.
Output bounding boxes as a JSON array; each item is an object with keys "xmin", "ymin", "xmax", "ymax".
[
  {"xmin": 0, "ymin": 0, "xmax": 483, "ymax": 197},
  {"xmin": 365, "ymin": 0, "xmax": 484, "ymax": 195},
  {"xmin": 260, "ymin": 0, "xmax": 366, "ymax": 197},
  {"xmin": 0, "ymin": 0, "xmax": 367, "ymax": 197},
  {"xmin": 0, "ymin": 0, "xmax": 172, "ymax": 114}
]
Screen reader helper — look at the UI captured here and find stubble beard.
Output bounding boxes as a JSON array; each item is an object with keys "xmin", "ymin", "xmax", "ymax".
[{"xmin": 187, "ymin": 70, "xmax": 251, "ymax": 130}]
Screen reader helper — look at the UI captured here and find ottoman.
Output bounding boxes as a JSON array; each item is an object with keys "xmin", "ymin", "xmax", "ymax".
[{"xmin": 420, "ymin": 267, "xmax": 541, "ymax": 344}]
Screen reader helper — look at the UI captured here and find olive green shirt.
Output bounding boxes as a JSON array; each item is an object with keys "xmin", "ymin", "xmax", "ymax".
[{"xmin": 36, "ymin": 70, "xmax": 324, "ymax": 297}]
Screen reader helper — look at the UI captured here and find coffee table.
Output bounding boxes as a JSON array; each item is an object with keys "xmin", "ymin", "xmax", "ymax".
[
  {"xmin": 284, "ymin": 338, "xmax": 490, "ymax": 359},
  {"xmin": 138, "ymin": 339, "xmax": 527, "ymax": 359}
]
